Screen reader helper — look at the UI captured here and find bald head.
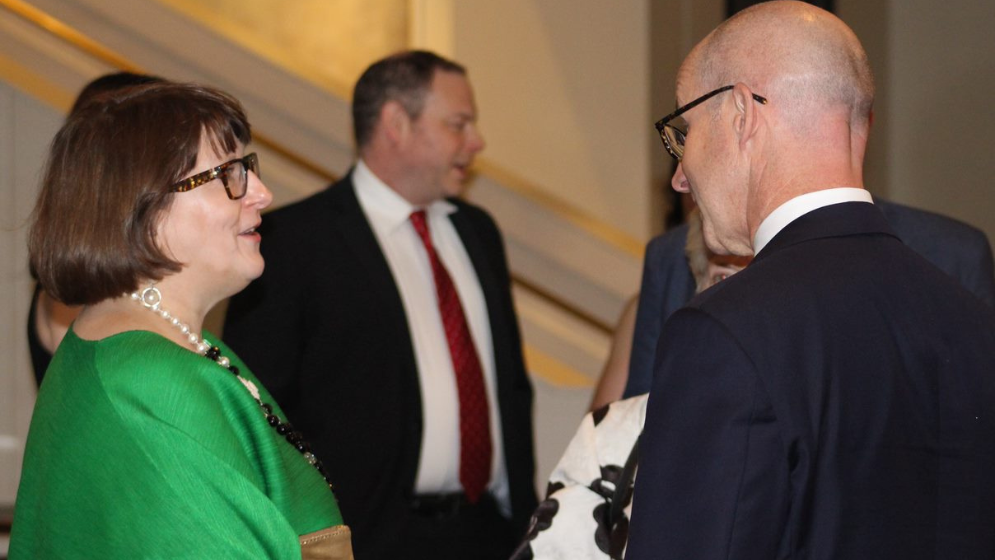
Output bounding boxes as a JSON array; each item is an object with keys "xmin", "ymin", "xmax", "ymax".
[
  {"xmin": 685, "ymin": 1, "xmax": 873, "ymax": 132},
  {"xmin": 668, "ymin": 1, "xmax": 877, "ymax": 256}
]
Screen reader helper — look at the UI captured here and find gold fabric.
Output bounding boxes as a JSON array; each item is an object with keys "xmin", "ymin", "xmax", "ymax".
[{"xmin": 300, "ymin": 525, "xmax": 354, "ymax": 560}]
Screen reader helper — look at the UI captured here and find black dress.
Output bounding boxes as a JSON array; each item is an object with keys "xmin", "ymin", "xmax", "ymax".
[{"xmin": 27, "ymin": 284, "xmax": 53, "ymax": 386}]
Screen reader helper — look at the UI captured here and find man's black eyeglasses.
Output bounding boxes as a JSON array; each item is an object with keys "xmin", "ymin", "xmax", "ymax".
[
  {"xmin": 171, "ymin": 152, "xmax": 260, "ymax": 200},
  {"xmin": 654, "ymin": 86, "xmax": 768, "ymax": 161}
]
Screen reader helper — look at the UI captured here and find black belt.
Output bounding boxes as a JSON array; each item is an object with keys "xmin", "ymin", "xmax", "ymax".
[{"xmin": 409, "ymin": 491, "xmax": 496, "ymax": 519}]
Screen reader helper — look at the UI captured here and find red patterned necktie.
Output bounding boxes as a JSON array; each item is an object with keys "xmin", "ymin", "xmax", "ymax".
[{"xmin": 409, "ymin": 210, "xmax": 492, "ymax": 503}]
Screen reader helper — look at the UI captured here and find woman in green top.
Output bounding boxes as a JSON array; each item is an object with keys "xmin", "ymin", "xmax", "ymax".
[{"xmin": 11, "ymin": 82, "xmax": 351, "ymax": 559}]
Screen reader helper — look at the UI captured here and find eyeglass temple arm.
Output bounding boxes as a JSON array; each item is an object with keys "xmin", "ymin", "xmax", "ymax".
[{"xmin": 655, "ymin": 87, "xmax": 768, "ymax": 130}]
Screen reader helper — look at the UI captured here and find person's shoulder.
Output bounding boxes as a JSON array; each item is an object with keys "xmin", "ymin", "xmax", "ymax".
[
  {"xmin": 448, "ymin": 197, "xmax": 504, "ymax": 242},
  {"xmin": 877, "ymin": 198, "xmax": 990, "ymax": 247},
  {"xmin": 590, "ymin": 393, "xmax": 649, "ymax": 432},
  {"xmin": 93, "ymin": 331, "xmax": 219, "ymax": 387},
  {"xmin": 92, "ymin": 332, "xmax": 243, "ymax": 405},
  {"xmin": 264, "ymin": 175, "xmax": 354, "ymax": 225},
  {"xmin": 449, "ymin": 196, "xmax": 496, "ymax": 223},
  {"xmin": 255, "ymin": 176, "xmax": 357, "ymax": 260},
  {"xmin": 645, "ymin": 223, "xmax": 690, "ymax": 260},
  {"xmin": 91, "ymin": 331, "xmax": 256, "ymax": 428},
  {"xmin": 683, "ymin": 256, "xmax": 785, "ymax": 322}
]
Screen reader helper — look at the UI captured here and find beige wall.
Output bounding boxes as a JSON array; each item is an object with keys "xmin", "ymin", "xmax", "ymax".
[
  {"xmin": 839, "ymin": 0, "xmax": 995, "ymax": 244},
  {"xmin": 649, "ymin": 0, "xmax": 725, "ymax": 229},
  {"xmin": 453, "ymin": 1, "xmax": 656, "ymax": 241},
  {"xmin": 0, "ymin": 81, "xmax": 60, "ymax": 506},
  {"xmin": 155, "ymin": 0, "xmax": 408, "ymax": 97}
]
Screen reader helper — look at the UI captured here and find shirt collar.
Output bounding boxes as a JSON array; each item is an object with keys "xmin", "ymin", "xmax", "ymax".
[
  {"xmin": 353, "ymin": 159, "xmax": 456, "ymax": 232},
  {"xmin": 753, "ymin": 188, "xmax": 873, "ymax": 254}
]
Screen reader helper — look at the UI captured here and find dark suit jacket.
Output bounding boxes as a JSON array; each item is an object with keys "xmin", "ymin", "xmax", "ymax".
[
  {"xmin": 625, "ymin": 202, "xmax": 995, "ymax": 559},
  {"xmin": 624, "ymin": 198, "xmax": 995, "ymax": 397},
  {"xmin": 223, "ymin": 175, "xmax": 537, "ymax": 559}
]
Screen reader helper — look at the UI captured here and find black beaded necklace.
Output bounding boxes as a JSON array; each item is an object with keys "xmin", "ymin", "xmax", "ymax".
[{"xmin": 132, "ymin": 286, "xmax": 334, "ymax": 492}]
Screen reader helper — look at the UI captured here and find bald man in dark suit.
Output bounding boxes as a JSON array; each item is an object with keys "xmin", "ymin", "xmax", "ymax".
[{"xmin": 626, "ymin": 3, "xmax": 995, "ymax": 558}]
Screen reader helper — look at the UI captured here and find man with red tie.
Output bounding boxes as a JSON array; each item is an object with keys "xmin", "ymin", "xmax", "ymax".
[{"xmin": 224, "ymin": 50, "xmax": 537, "ymax": 560}]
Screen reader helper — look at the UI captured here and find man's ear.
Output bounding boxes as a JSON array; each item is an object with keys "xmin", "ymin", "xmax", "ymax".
[
  {"xmin": 380, "ymin": 100, "xmax": 411, "ymax": 145},
  {"xmin": 731, "ymin": 82, "xmax": 761, "ymax": 152}
]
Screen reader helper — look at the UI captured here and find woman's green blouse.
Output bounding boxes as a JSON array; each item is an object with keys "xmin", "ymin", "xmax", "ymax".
[{"xmin": 10, "ymin": 328, "xmax": 343, "ymax": 559}]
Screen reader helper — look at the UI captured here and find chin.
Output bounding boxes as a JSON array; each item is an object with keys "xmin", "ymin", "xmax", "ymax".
[
  {"xmin": 224, "ymin": 268, "xmax": 262, "ymax": 298},
  {"xmin": 223, "ymin": 280, "xmax": 251, "ymax": 300},
  {"xmin": 235, "ymin": 258, "xmax": 266, "ymax": 285},
  {"xmin": 246, "ymin": 261, "xmax": 265, "ymax": 281}
]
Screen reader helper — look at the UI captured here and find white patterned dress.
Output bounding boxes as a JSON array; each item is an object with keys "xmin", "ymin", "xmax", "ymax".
[{"xmin": 511, "ymin": 395, "xmax": 647, "ymax": 560}]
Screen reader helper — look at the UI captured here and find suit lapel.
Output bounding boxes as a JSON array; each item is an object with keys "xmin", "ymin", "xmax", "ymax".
[
  {"xmin": 323, "ymin": 175, "xmax": 397, "ymax": 289},
  {"xmin": 448, "ymin": 201, "xmax": 519, "ymax": 441},
  {"xmin": 323, "ymin": 174, "xmax": 424, "ymax": 492},
  {"xmin": 448, "ymin": 204, "xmax": 502, "ymax": 327}
]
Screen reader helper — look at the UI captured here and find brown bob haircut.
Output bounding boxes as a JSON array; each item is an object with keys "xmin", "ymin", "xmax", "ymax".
[{"xmin": 29, "ymin": 82, "xmax": 251, "ymax": 306}]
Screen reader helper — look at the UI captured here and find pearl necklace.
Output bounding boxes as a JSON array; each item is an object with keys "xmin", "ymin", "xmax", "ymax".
[{"xmin": 131, "ymin": 285, "xmax": 334, "ymax": 492}]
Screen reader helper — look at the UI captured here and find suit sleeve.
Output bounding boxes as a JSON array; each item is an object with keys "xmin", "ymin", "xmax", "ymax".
[
  {"xmin": 624, "ymin": 227, "xmax": 695, "ymax": 398},
  {"xmin": 471, "ymin": 206, "xmax": 540, "ymax": 523},
  {"xmin": 625, "ymin": 308, "xmax": 788, "ymax": 560}
]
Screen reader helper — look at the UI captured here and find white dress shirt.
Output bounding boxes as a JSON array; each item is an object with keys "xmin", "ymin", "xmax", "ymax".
[
  {"xmin": 353, "ymin": 160, "xmax": 510, "ymax": 514},
  {"xmin": 753, "ymin": 188, "xmax": 874, "ymax": 254}
]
